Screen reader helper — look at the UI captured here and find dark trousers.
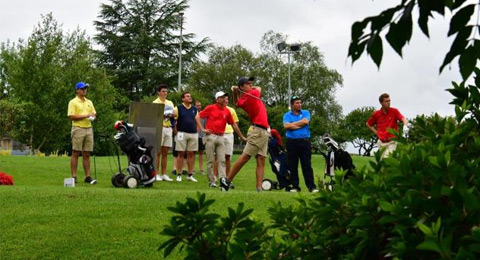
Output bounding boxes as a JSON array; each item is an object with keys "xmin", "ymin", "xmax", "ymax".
[{"xmin": 286, "ymin": 138, "xmax": 316, "ymax": 190}]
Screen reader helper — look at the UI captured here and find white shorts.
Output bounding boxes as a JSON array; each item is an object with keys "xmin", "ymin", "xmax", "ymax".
[
  {"xmin": 224, "ymin": 133, "xmax": 234, "ymax": 156},
  {"xmin": 378, "ymin": 140, "xmax": 397, "ymax": 158},
  {"xmin": 161, "ymin": 127, "xmax": 173, "ymax": 147},
  {"xmin": 175, "ymin": 132, "xmax": 198, "ymax": 152}
]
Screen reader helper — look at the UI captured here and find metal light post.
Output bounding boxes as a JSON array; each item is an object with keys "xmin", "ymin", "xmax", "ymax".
[
  {"xmin": 277, "ymin": 41, "xmax": 301, "ymax": 105},
  {"xmin": 177, "ymin": 12, "xmax": 184, "ymax": 91}
]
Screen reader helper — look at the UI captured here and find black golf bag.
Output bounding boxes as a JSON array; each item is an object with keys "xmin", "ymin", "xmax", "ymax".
[
  {"xmin": 322, "ymin": 133, "xmax": 355, "ymax": 190},
  {"xmin": 262, "ymin": 129, "xmax": 292, "ymax": 191},
  {"xmin": 111, "ymin": 120, "xmax": 156, "ymax": 188}
]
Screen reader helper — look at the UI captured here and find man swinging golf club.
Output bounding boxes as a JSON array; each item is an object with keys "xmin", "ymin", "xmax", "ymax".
[{"xmin": 220, "ymin": 77, "xmax": 270, "ymax": 192}]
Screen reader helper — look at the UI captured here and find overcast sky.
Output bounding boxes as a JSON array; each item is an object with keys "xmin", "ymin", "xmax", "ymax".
[{"xmin": 0, "ymin": 0, "xmax": 460, "ymax": 119}]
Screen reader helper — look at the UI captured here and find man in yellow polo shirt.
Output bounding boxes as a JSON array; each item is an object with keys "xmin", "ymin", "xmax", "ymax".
[
  {"xmin": 67, "ymin": 82, "xmax": 97, "ymax": 184},
  {"xmin": 152, "ymin": 84, "xmax": 174, "ymax": 182}
]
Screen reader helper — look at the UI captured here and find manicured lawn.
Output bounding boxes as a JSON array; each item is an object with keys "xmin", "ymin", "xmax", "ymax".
[{"xmin": 0, "ymin": 154, "xmax": 371, "ymax": 259}]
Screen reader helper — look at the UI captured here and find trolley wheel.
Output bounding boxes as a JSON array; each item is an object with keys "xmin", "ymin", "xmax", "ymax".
[
  {"xmin": 261, "ymin": 179, "xmax": 273, "ymax": 191},
  {"xmin": 111, "ymin": 172, "xmax": 125, "ymax": 187},
  {"xmin": 144, "ymin": 183, "xmax": 153, "ymax": 188},
  {"xmin": 123, "ymin": 175, "xmax": 139, "ymax": 189}
]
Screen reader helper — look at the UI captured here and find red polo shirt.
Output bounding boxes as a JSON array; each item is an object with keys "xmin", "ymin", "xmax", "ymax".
[
  {"xmin": 236, "ymin": 88, "xmax": 269, "ymax": 128},
  {"xmin": 367, "ymin": 107, "xmax": 404, "ymax": 142},
  {"xmin": 199, "ymin": 104, "xmax": 234, "ymax": 135}
]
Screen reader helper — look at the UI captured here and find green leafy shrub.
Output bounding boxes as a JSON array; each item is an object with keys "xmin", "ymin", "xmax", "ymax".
[{"xmin": 159, "ymin": 193, "xmax": 269, "ymax": 259}]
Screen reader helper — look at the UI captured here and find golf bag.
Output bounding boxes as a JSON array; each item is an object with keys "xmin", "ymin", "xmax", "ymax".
[
  {"xmin": 262, "ymin": 129, "xmax": 292, "ymax": 191},
  {"xmin": 111, "ymin": 120, "xmax": 156, "ymax": 188},
  {"xmin": 322, "ymin": 133, "xmax": 355, "ymax": 190}
]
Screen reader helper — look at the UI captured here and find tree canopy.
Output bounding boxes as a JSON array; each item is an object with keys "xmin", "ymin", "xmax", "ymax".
[
  {"xmin": 0, "ymin": 14, "xmax": 119, "ymax": 154},
  {"xmin": 94, "ymin": 0, "xmax": 209, "ymax": 100},
  {"xmin": 344, "ymin": 106, "xmax": 378, "ymax": 156}
]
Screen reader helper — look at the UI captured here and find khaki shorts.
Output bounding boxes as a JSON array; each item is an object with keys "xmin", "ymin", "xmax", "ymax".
[
  {"xmin": 243, "ymin": 126, "xmax": 269, "ymax": 157},
  {"xmin": 175, "ymin": 132, "xmax": 198, "ymax": 152},
  {"xmin": 224, "ymin": 133, "xmax": 234, "ymax": 156},
  {"xmin": 378, "ymin": 140, "xmax": 397, "ymax": 158},
  {"xmin": 161, "ymin": 127, "xmax": 173, "ymax": 147},
  {"xmin": 71, "ymin": 126, "xmax": 94, "ymax": 152}
]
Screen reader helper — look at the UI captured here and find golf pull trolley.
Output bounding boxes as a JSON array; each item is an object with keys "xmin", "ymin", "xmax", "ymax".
[
  {"xmin": 322, "ymin": 133, "xmax": 356, "ymax": 191},
  {"xmin": 111, "ymin": 120, "xmax": 156, "ymax": 189}
]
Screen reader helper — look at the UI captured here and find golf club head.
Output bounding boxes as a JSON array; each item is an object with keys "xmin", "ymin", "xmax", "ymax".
[{"xmin": 323, "ymin": 133, "xmax": 339, "ymax": 150}]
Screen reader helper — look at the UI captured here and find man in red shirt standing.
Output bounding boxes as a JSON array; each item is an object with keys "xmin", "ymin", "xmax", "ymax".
[
  {"xmin": 366, "ymin": 93, "xmax": 408, "ymax": 158},
  {"xmin": 220, "ymin": 77, "xmax": 270, "ymax": 192},
  {"xmin": 196, "ymin": 91, "xmax": 246, "ymax": 188}
]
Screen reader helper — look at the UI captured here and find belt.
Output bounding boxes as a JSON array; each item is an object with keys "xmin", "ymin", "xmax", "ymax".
[
  {"xmin": 252, "ymin": 124, "xmax": 268, "ymax": 130},
  {"xmin": 288, "ymin": 138, "xmax": 310, "ymax": 142},
  {"xmin": 380, "ymin": 139, "xmax": 391, "ymax": 143},
  {"xmin": 211, "ymin": 132, "xmax": 224, "ymax": 136}
]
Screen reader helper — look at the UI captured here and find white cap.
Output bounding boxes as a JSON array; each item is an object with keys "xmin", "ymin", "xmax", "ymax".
[{"xmin": 215, "ymin": 91, "xmax": 228, "ymax": 99}]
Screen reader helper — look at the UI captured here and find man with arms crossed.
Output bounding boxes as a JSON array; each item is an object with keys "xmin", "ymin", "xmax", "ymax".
[
  {"xmin": 68, "ymin": 82, "xmax": 97, "ymax": 185},
  {"xmin": 220, "ymin": 77, "xmax": 270, "ymax": 192},
  {"xmin": 283, "ymin": 95, "xmax": 318, "ymax": 193},
  {"xmin": 152, "ymin": 84, "xmax": 174, "ymax": 182},
  {"xmin": 366, "ymin": 93, "xmax": 408, "ymax": 158},
  {"xmin": 196, "ymin": 91, "xmax": 246, "ymax": 188}
]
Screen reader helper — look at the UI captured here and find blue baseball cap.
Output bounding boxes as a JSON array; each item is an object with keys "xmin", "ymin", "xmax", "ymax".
[{"xmin": 75, "ymin": 82, "xmax": 89, "ymax": 90}]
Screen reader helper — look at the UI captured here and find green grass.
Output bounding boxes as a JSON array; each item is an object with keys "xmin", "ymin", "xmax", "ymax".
[{"xmin": 0, "ymin": 154, "xmax": 371, "ymax": 259}]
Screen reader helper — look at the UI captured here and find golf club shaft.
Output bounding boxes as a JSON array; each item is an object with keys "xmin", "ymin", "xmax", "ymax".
[{"xmin": 237, "ymin": 88, "xmax": 270, "ymax": 105}]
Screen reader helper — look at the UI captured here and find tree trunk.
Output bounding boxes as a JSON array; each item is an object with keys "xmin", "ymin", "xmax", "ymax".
[
  {"xmin": 36, "ymin": 135, "xmax": 48, "ymax": 154},
  {"xmin": 29, "ymin": 132, "xmax": 34, "ymax": 155}
]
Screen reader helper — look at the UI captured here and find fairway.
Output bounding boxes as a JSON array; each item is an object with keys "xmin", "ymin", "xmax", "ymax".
[{"xmin": 0, "ymin": 154, "xmax": 370, "ymax": 259}]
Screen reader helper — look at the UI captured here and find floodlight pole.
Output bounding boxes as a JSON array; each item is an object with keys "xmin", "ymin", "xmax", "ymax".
[
  {"xmin": 287, "ymin": 51, "xmax": 292, "ymax": 102},
  {"xmin": 277, "ymin": 41, "xmax": 301, "ymax": 107},
  {"xmin": 178, "ymin": 13, "xmax": 184, "ymax": 91}
]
